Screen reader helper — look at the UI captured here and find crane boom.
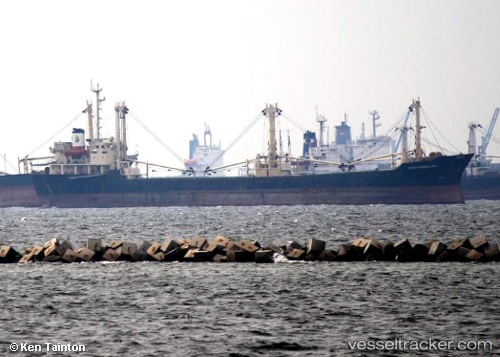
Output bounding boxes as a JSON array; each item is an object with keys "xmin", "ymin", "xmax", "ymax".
[{"xmin": 479, "ymin": 108, "xmax": 499, "ymax": 156}]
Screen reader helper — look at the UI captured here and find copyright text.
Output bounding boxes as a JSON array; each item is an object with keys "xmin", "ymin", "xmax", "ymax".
[{"xmin": 10, "ymin": 343, "xmax": 86, "ymax": 353}]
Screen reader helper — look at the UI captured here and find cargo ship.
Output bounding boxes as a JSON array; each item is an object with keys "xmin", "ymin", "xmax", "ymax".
[
  {"xmin": 0, "ymin": 174, "xmax": 42, "ymax": 207},
  {"xmin": 460, "ymin": 112, "xmax": 500, "ymax": 200},
  {"xmin": 184, "ymin": 125, "xmax": 224, "ymax": 177},
  {"xmin": 300, "ymin": 109, "xmax": 395, "ymax": 174},
  {"xmin": 25, "ymin": 87, "xmax": 472, "ymax": 207}
]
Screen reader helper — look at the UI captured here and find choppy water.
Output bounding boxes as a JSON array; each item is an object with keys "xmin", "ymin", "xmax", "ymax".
[{"xmin": 1, "ymin": 201, "xmax": 500, "ymax": 356}]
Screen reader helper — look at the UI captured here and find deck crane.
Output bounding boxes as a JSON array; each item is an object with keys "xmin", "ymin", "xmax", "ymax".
[{"xmin": 478, "ymin": 108, "xmax": 499, "ymax": 157}]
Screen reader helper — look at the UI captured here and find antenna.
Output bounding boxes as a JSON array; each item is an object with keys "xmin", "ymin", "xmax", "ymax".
[
  {"xmin": 369, "ymin": 110, "xmax": 380, "ymax": 138},
  {"xmin": 316, "ymin": 106, "xmax": 327, "ymax": 147},
  {"xmin": 91, "ymin": 82, "xmax": 105, "ymax": 139}
]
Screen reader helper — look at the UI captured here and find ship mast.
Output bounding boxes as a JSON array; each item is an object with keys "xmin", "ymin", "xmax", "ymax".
[
  {"xmin": 369, "ymin": 110, "xmax": 380, "ymax": 138},
  {"xmin": 399, "ymin": 126, "xmax": 410, "ymax": 164},
  {"xmin": 86, "ymin": 100, "xmax": 94, "ymax": 139},
  {"xmin": 265, "ymin": 104, "xmax": 279, "ymax": 169},
  {"xmin": 114, "ymin": 101, "xmax": 128, "ymax": 161},
  {"xmin": 467, "ymin": 122, "xmax": 481, "ymax": 156},
  {"xmin": 91, "ymin": 83, "xmax": 105, "ymax": 139},
  {"xmin": 413, "ymin": 98, "xmax": 423, "ymax": 161},
  {"xmin": 316, "ymin": 107, "xmax": 327, "ymax": 147},
  {"xmin": 204, "ymin": 124, "xmax": 212, "ymax": 147}
]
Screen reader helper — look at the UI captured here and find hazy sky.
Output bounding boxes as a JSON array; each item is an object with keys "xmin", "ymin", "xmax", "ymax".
[{"xmin": 1, "ymin": 0, "xmax": 499, "ymax": 173}]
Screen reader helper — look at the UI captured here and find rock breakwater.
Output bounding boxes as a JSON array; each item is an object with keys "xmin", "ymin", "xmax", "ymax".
[{"xmin": 1, "ymin": 235, "xmax": 499, "ymax": 264}]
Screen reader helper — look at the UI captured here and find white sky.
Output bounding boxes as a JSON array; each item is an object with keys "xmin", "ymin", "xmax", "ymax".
[{"xmin": 1, "ymin": 0, "xmax": 500, "ymax": 173}]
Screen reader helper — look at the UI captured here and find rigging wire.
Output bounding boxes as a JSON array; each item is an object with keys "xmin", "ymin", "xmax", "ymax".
[
  {"xmin": 280, "ymin": 112, "xmax": 308, "ymax": 133},
  {"xmin": 208, "ymin": 112, "xmax": 265, "ymax": 169},
  {"xmin": 0, "ymin": 154, "xmax": 18, "ymax": 173},
  {"xmin": 128, "ymin": 111, "xmax": 185, "ymax": 165},
  {"xmin": 25, "ymin": 110, "xmax": 86, "ymax": 158},
  {"xmin": 478, "ymin": 127, "xmax": 500, "ymax": 147},
  {"xmin": 355, "ymin": 109, "xmax": 410, "ymax": 161},
  {"xmin": 420, "ymin": 106, "xmax": 462, "ymax": 153}
]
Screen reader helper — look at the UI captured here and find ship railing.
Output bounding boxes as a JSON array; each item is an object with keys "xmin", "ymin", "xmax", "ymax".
[
  {"xmin": 129, "ymin": 159, "xmax": 192, "ymax": 176},
  {"xmin": 204, "ymin": 159, "xmax": 257, "ymax": 176}
]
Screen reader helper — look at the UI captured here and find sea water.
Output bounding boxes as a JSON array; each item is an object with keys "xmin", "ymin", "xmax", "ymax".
[{"xmin": 0, "ymin": 201, "xmax": 499, "ymax": 356}]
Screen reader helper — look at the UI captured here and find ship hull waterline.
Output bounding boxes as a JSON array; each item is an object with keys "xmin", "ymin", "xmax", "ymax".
[
  {"xmin": 31, "ymin": 154, "xmax": 473, "ymax": 208},
  {"xmin": 0, "ymin": 175, "xmax": 42, "ymax": 208},
  {"xmin": 461, "ymin": 174, "xmax": 500, "ymax": 201}
]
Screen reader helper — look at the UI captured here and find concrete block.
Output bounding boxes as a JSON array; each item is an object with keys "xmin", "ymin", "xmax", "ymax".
[
  {"xmin": 18, "ymin": 253, "xmax": 36, "ymax": 263},
  {"xmin": 381, "ymin": 242, "xmax": 397, "ymax": 261},
  {"xmin": 447, "ymin": 238, "xmax": 473, "ymax": 251},
  {"xmin": 363, "ymin": 239, "xmax": 384, "ymax": 260},
  {"xmin": 76, "ymin": 248, "xmax": 95, "ymax": 262},
  {"xmin": 233, "ymin": 240, "xmax": 260, "ymax": 253},
  {"xmin": 306, "ymin": 238, "xmax": 326, "ymax": 255},
  {"xmin": 121, "ymin": 242, "xmax": 137, "ymax": 258},
  {"xmin": 427, "ymin": 241, "xmax": 447, "ymax": 262},
  {"xmin": 213, "ymin": 254, "xmax": 227, "ymax": 262},
  {"xmin": 107, "ymin": 240, "xmax": 123, "ymax": 249},
  {"xmin": 255, "ymin": 250, "xmax": 274, "ymax": 263},
  {"xmin": 457, "ymin": 246, "xmax": 472, "ymax": 262},
  {"xmin": 226, "ymin": 249, "xmax": 253, "ymax": 262},
  {"xmin": 205, "ymin": 240, "xmax": 224, "ymax": 256},
  {"xmin": 394, "ymin": 238, "xmax": 412, "ymax": 253},
  {"xmin": 251, "ymin": 241, "xmax": 262, "ymax": 249},
  {"xmin": 304, "ymin": 253, "xmax": 318, "ymax": 261},
  {"xmin": 337, "ymin": 243, "xmax": 354, "ymax": 261},
  {"xmin": 465, "ymin": 249, "xmax": 484, "ymax": 262},
  {"xmin": 0, "ymin": 245, "xmax": 21, "ymax": 263},
  {"xmin": 86, "ymin": 239, "xmax": 102, "ymax": 251},
  {"xmin": 318, "ymin": 249, "xmax": 336, "ymax": 261},
  {"xmin": 131, "ymin": 249, "xmax": 148, "ymax": 262},
  {"xmin": 287, "ymin": 248, "xmax": 306, "ymax": 260},
  {"xmin": 163, "ymin": 247, "xmax": 182, "ymax": 262},
  {"xmin": 102, "ymin": 248, "xmax": 120, "ymax": 261},
  {"xmin": 62, "ymin": 249, "xmax": 77, "ymax": 263},
  {"xmin": 192, "ymin": 250, "xmax": 211, "ymax": 262},
  {"xmin": 410, "ymin": 243, "xmax": 429, "ymax": 262},
  {"xmin": 30, "ymin": 246, "xmax": 45, "ymax": 260},
  {"xmin": 139, "ymin": 241, "xmax": 153, "ymax": 251},
  {"xmin": 161, "ymin": 238, "xmax": 180, "ymax": 253},
  {"xmin": 43, "ymin": 238, "xmax": 59, "ymax": 249},
  {"xmin": 288, "ymin": 241, "xmax": 305, "ymax": 251},
  {"xmin": 352, "ymin": 238, "xmax": 370, "ymax": 249},
  {"xmin": 147, "ymin": 242, "xmax": 162, "ymax": 256},
  {"xmin": 262, "ymin": 243, "xmax": 285, "ymax": 254},
  {"xmin": 189, "ymin": 237, "xmax": 208, "ymax": 249},
  {"xmin": 212, "ymin": 236, "xmax": 231, "ymax": 249},
  {"xmin": 483, "ymin": 243, "xmax": 500, "ymax": 262},
  {"xmin": 57, "ymin": 240, "xmax": 74, "ymax": 257},
  {"xmin": 469, "ymin": 235, "xmax": 488, "ymax": 250},
  {"xmin": 150, "ymin": 252, "xmax": 165, "ymax": 262},
  {"xmin": 44, "ymin": 243, "xmax": 59, "ymax": 258}
]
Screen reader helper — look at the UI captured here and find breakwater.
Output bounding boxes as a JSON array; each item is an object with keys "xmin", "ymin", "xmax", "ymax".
[{"xmin": 1, "ymin": 235, "xmax": 499, "ymax": 264}]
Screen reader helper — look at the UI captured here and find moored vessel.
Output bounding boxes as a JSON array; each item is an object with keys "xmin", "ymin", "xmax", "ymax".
[
  {"xmin": 28, "ymin": 89, "xmax": 472, "ymax": 207},
  {"xmin": 184, "ymin": 125, "xmax": 224, "ymax": 177},
  {"xmin": 0, "ymin": 174, "xmax": 42, "ymax": 208},
  {"xmin": 461, "ymin": 110, "xmax": 500, "ymax": 200}
]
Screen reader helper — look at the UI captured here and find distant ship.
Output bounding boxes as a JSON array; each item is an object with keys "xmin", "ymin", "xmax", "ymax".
[
  {"xmin": 184, "ymin": 125, "xmax": 224, "ymax": 177},
  {"xmin": 19, "ymin": 86, "xmax": 472, "ymax": 207},
  {"xmin": 300, "ymin": 109, "xmax": 394, "ymax": 174},
  {"xmin": 461, "ymin": 109, "xmax": 500, "ymax": 200}
]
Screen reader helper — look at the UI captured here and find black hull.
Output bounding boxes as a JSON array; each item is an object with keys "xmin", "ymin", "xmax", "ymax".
[
  {"xmin": 461, "ymin": 173, "xmax": 500, "ymax": 200},
  {"xmin": 0, "ymin": 174, "xmax": 42, "ymax": 208},
  {"xmin": 31, "ymin": 154, "xmax": 473, "ymax": 208}
]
